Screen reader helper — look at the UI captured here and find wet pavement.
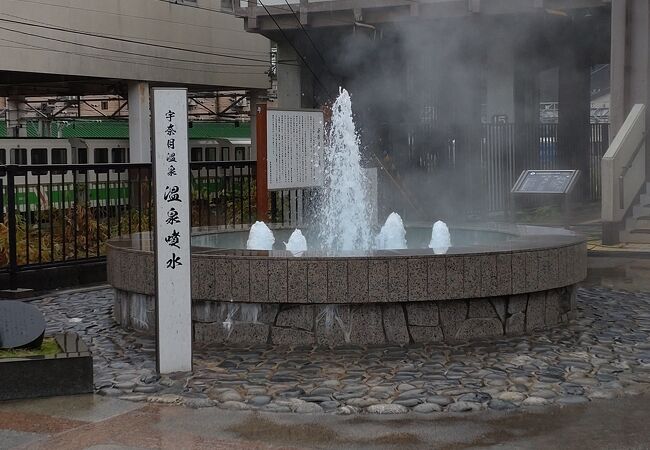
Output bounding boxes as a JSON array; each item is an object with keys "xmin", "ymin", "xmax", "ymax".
[
  {"xmin": 3, "ymin": 393, "xmax": 650, "ymax": 449},
  {"xmin": 24, "ymin": 280, "xmax": 650, "ymax": 416},
  {"xmin": 3, "ymin": 254, "xmax": 650, "ymax": 448}
]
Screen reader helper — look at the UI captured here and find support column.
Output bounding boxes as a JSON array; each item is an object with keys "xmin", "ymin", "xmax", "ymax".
[
  {"xmin": 610, "ymin": 0, "xmax": 650, "ymax": 176},
  {"xmin": 128, "ymin": 81, "xmax": 152, "ymax": 163},
  {"xmin": 276, "ymin": 41, "xmax": 302, "ymax": 109},
  {"xmin": 558, "ymin": 41, "xmax": 591, "ymax": 194},
  {"xmin": 5, "ymin": 97, "xmax": 27, "ymax": 137},
  {"xmin": 486, "ymin": 32, "xmax": 516, "ymax": 123}
]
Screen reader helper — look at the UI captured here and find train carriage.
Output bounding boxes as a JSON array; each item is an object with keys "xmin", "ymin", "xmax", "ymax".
[{"xmin": 0, "ymin": 136, "xmax": 252, "ymax": 212}]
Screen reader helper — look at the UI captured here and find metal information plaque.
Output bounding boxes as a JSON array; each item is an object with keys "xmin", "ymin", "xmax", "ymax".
[
  {"xmin": 267, "ymin": 109, "xmax": 324, "ymax": 190},
  {"xmin": 152, "ymin": 88, "xmax": 192, "ymax": 374},
  {"xmin": 512, "ymin": 170, "xmax": 580, "ymax": 195}
]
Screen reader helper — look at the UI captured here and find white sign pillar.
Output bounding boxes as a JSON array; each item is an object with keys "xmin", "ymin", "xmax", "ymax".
[{"xmin": 152, "ymin": 88, "xmax": 192, "ymax": 374}]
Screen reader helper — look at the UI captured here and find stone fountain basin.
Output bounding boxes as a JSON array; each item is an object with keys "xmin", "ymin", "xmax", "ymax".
[{"xmin": 107, "ymin": 223, "xmax": 586, "ymax": 346}]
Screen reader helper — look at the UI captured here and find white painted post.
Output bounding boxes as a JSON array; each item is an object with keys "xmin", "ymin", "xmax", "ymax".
[
  {"xmin": 128, "ymin": 82, "xmax": 152, "ymax": 163},
  {"xmin": 152, "ymin": 88, "xmax": 192, "ymax": 374}
]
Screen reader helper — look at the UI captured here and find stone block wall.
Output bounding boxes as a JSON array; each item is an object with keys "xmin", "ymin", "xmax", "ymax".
[{"xmin": 114, "ymin": 286, "xmax": 577, "ymax": 346}]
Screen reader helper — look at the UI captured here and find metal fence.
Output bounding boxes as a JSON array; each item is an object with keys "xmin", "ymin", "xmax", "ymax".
[
  {"xmin": 409, "ymin": 123, "xmax": 609, "ymax": 214},
  {"xmin": 1, "ymin": 123, "xmax": 611, "ymax": 281},
  {"xmin": 0, "ymin": 161, "xmax": 263, "ymax": 285},
  {"xmin": 479, "ymin": 123, "xmax": 609, "ymax": 211}
]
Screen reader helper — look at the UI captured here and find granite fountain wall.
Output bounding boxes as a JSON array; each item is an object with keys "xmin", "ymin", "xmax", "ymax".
[{"xmin": 108, "ymin": 230, "xmax": 586, "ymax": 346}]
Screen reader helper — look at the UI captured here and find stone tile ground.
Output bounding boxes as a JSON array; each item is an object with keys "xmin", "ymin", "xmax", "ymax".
[{"xmin": 33, "ymin": 286, "xmax": 650, "ymax": 414}]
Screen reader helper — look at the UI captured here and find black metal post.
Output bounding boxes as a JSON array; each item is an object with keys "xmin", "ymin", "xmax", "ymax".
[{"xmin": 7, "ymin": 166, "xmax": 18, "ymax": 290}]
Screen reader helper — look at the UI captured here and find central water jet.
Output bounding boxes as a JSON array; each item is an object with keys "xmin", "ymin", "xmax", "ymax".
[{"xmin": 317, "ymin": 88, "xmax": 374, "ymax": 253}]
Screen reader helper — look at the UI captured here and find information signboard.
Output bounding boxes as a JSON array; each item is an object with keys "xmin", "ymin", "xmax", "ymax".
[
  {"xmin": 511, "ymin": 170, "xmax": 580, "ymax": 195},
  {"xmin": 152, "ymin": 88, "xmax": 192, "ymax": 374},
  {"xmin": 266, "ymin": 109, "xmax": 324, "ymax": 190}
]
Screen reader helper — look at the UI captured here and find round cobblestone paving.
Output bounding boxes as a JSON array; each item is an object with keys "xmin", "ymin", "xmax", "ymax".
[{"xmin": 34, "ymin": 286, "xmax": 650, "ymax": 414}]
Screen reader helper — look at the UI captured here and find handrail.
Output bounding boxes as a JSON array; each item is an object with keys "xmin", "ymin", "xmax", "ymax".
[
  {"xmin": 619, "ymin": 132, "xmax": 647, "ymax": 208},
  {"xmin": 602, "ymin": 104, "xmax": 646, "ymax": 224}
]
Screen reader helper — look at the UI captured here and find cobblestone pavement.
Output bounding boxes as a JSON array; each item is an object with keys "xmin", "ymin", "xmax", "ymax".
[{"xmin": 34, "ymin": 286, "xmax": 650, "ymax": 415}]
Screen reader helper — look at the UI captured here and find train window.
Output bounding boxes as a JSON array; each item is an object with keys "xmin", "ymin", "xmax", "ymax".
[
  {"xmin": 31, "ymin": 148, "xmax": 48, "ymax": 165},
  {"xmin": 94, "ymin": 148, "xmax": 109, "ymax": 163},
  {"xmin": 221, "ymin": 147, "xmax": 230, "ymax": 160},
  {"xmin": 11, "ymin": 148, "xmax": 27, "ymax": 165},
  {"xmin": 0, "ymin": 149, "xmax": 5, "ymax": 165},
  {"xmin": 191, "ymin": 147, "xmax": 203, "ymax": 162},
  {"xmin": 205, "ymin": 147, "xmax": 217, "ymax": 161},
  {"xmin": 51, "ymin": 148, "xmax": 68, "ymax": 165},
  {"xmin": 77, "ymin": 148, "xmax": 88, "ymax": 164},
  {"xmin": 235, "ymin": 146, "xmax": 245, "ymax": 161},
  {"xmin": 111, "ymin": 148, "xmax": 127, "ymax": 163}
]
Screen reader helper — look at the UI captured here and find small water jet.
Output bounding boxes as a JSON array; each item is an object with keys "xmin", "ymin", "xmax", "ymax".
[
  {"xmin": 376, "ymin": 212, "xmax": 407, "ymax": 250},
  {"xmin": 429, "ymin": 220, "xmax": 451, "ymax": 254},
  {"xmin": 246, "ymin": 221, "xmax": 275, "ymax": 250},
  {"xmin": 285, "ymin": 229, "xmax": 308, "ymax": 255}
]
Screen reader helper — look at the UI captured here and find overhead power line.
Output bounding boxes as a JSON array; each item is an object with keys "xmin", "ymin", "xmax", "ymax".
[
  {"xmin": 6, "ymin": 0, "xmax": 252, "ymax": 33},
  {"xmin": 158, "ymin": 0, "xmax": 358, "ymax": 27},
  {"xmin": 0, "ymin": 17, "xmax": 281, "ymax": 66},
  {"xmin": 0, "ymin": 11, "xmax": 268, "ymax": 56},
  {"xmin": 257, "ymin": 0, "xmax": 331, "ymax": 96},
  {"xmin": 0, "ymin": 36, "xmax": 265, "ymax": 76}
]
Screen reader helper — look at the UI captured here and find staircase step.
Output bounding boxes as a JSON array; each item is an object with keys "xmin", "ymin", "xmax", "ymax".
[
  {"xmin": 620, "ymin": 230, "xmax": 650, "ymax": 243},
  {"xmin": 633, "ymin": 204, "xmax": 650, "ymax": 217},
  {"xmin": 626, "ymin": 216, "xmax": 650, "ymax": 230}
]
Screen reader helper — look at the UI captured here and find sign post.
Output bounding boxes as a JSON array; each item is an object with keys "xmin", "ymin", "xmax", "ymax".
[
  {"xmin": 152, "ymin": 88, "xmax": 192, "ymax": 374},
  {"xmin": 256, "ymin": 104, "xmax": 268, "ymax": 221}
]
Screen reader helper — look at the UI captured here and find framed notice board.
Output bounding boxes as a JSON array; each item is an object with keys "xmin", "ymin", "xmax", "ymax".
[
  {"xmin": 511, "ymin": 170, "xmax": 580, "ymax": 195},
  {"xmin": 510, "ymin": 170, "xmax": 580, "ymax": 226}
]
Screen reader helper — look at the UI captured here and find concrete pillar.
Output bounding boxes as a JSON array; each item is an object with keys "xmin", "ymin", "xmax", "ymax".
[
  {"xmin": 514, "ymin": 62, "xmax": 540, "ymax": 125},
  {"xmin": 486, "ymin": 33, "xmax": 516, "ymax": 123},
  {"xmin": 558, "ymin": 46, "xmax": 591, "ymax": 183},
  {"xmin": 276, "ymin": 41, "xmax": 302, "ymax": 109},
  {"xmin": 128, "ymin": 81, "xmax": 151, "ymax": 163},
  {"xmin": 610, "ymin": 0, "xmax": 650, "ymax": 175},
  {"xmin": 5, "ymin": 97, "xmax": 27, "ymax": 137}
]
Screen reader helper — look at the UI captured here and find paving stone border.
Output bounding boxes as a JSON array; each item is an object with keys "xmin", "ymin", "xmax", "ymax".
[{"xmin": 32, "ymin": 286, "xmax": 650, "ymax": 415}]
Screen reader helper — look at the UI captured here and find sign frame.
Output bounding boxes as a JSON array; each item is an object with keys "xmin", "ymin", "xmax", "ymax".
[
  {"xmin": 511, "ymin": 169, "xmax": 581, "ymax": 195},
  {"xmin": 266, "ymin": 108, "xmax": 324, "ymax": 191},
  {"xmin": 151, "ymin": 87, "xmax": 193, "ymax": 374}
]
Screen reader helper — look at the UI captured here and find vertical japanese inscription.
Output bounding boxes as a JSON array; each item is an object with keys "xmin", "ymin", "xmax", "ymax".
[
  {"xmin": 266, "ymin": 110, "xmax": 324, "ymax": 190},
  {"xmin": 153, "ymin": 88, "xmax": 191, "ymax": 374}
]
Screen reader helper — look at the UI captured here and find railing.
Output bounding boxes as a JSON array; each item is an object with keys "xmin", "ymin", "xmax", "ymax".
[
  {"xmin": 407, "ymin": 122, "xmax": 609, "ymax": 214},
  {"xmin": 0, "ymin": 161, "xmax": 272, "ymax": 287},
  {"xmin": 602, "ymin": 104, "xmax": 646, "ymax": 243}
]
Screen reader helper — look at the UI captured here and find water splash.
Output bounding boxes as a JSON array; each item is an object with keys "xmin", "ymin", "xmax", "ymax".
[
  {"xmin": 317, "ymin": 88, "xmax": 374, "ymax": 253},
  {"xmin": 285, "ymin": 229, "xmax": 308, "ymax": 255},
  {"xmin": 240, "ymin": 303, "xmax": 260, "ymax": 323},
  {"xmin": 317, "ymin": 305, "xmax": 337, "ymax": 330},
  {"xmin": 429, "ymin": 220, "xmax": 451, "ymax": 255},
  {"xmin": 222, "ymin": 302, "xmax": 240, "ymax": 337},
  {"xmin": 316, "ymin": 305, "xmax": 352, "ymax": 343},
  {"xmin": 246, "ymin": 221, "xmax": 275, "ymax": 250},
  {"xmin": 375, "ymin": 212, "xmax": 407, "ymax": 250}
]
